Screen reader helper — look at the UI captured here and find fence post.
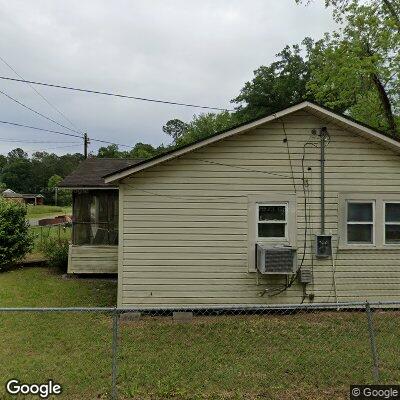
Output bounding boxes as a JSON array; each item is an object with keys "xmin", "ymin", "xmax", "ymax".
[
  {"xmin": 111, "ymin": 308, "xmax": 119, "ymax": 400},
  {"xmin": 365, "ymin": 301, "xmax": 380, "ymax": 382}
]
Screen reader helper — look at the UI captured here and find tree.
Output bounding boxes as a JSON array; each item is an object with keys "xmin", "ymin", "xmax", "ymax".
[
  {"xmin": 97, "ymin": 144, "xmax": 122, "ymax": 158},
  {"xmin": 0, "ymin": 155, "xmax": 6, "ymax": 170},
  {"xmin": 168, "ymin": 111, "xmax": 239, "ymax": 147},
  {"xmin": 296, "ymin": 0, "xmax": 400, "ymax": 32},
  {"xmin": 7, "ymin": 148, "xmax": 28, "ymax": 161},
  {"xmin": 0, "ymin": 198, "xmax": 33, "ymax": 268},
  {"xmin": 231, "ymin": 42, "xmax": 315, "ymax": 120},
  {"xmin": 162, "ymin": 119, "xmax": 189, "ymax": 142},
  {"xmin": 48, "ymin": 175, "xmax": 71, "ymax": 206},
  {"xmin": 305, "ymin": 1, "xmax": 399, "ymax": 134},
  {"xmin": 1, "ymin": 158, "xmax": 34, "ymax": 193},
  {"xmin": 127, "ymin": 142, "xmax": 162, "ymax": 159}
]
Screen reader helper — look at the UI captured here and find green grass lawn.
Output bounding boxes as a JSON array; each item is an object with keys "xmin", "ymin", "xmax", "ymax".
[
  {"xmin": 26, "ymin": 205, "xmax": 72, "ymax": 219},
  {"xmin": 0, "ymin": 267, "xmax": 399, "ymax": 399}
]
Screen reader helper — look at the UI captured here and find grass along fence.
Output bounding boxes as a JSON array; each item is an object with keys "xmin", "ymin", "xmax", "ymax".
[
  {"xmin": 0, "ymin": 302, "xmax": 399, "ymax": 399},
  {"xmin": 30, "ymin": 223, "xmax": 71, "ymax": 251}
]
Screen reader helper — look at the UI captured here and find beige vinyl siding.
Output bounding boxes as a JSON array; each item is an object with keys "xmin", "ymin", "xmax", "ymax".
[
  {"xmin": 119, "ymin": 111, "xmax": 400, "ymax": 307},
  {"xmin": 68, "ymin": 245, "xmax": 118, "ymax": 274}
]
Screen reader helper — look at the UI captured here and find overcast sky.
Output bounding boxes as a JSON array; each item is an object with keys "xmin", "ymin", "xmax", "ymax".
[{"xmin": 0, "ymin": 0, "xmax": 335, "ymax": 156}]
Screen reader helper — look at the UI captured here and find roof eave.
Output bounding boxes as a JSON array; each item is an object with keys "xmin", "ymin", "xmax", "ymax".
[
  {"xmin": 104, "ymin": 101, "xmax": 311, "ymax": 183},
  {"xmin": 58, "ymin": 186, "xmax": 119, "ymax": 190},
  {"xmin": 104, "ymin": 101, "xmax": 400, "ymax": 184}
]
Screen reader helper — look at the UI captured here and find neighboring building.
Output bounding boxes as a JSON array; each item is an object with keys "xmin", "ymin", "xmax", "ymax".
[
  {"xmin": 59, "ymin": 158, "xmax": 143, "ymax": 274},
  {"xmin": 1, "ymin": 189, "xmax": 44, "ymax": 205},
  {"xmin": 1, "ymin": 189, "xmax": 24, "ymax": 203},
  {"xmin": 62, "ymin": 101, "xmax": 400, "ymax": 308},
  {"xmin": 22, "ymin": 194, "xmax": 44, "ymax": 205}
]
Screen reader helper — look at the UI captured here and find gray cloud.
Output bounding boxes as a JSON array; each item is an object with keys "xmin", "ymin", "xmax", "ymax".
[{"xmin": 0, "ymin": 0, "xmax": 335, "ymax": 156}]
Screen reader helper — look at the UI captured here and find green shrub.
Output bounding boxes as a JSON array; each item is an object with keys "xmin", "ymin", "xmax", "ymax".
[
  {"xmin": 38, "ymin": 237, "xmax": 69, "ymax": 272},
  {"xmin": 0, "ymin": 199, "xmax": 33, "ymax": 269}
]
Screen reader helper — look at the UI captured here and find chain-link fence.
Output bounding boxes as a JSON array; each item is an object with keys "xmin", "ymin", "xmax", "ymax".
[{"xmin": 0, "ymin": 301, "xmax": 399, "ymax": 399}]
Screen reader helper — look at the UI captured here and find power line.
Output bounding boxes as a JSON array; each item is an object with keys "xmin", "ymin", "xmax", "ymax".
[
  {"xmin": 0, "ymin": 56, "xmax": 81, "ymax": 133},
  {"xmin": 0, "ymin": 119, "xmax": 134, "ymax": 148},
  {"xmin": 0, "ymin": 75, "xmax": 233, "ymax": 111},
  {"xmin": 0, "ymin": 119, "xmax": 81, "ymax": 138},
  {"xmin": 0, "ymin": 119, "xmax": 300, "ymax": 178},
  {"xmin": 0, "ymin": 89, "xmax": 83, "ymax": 136},
  {"xmin": 0, "ymin": 137, "xmax": 80, "ymax": 144},
  {"xmin": 89, "ymin": 137, "xmax": 134, "ymax": 148},
  {"xmin": 23, "ymin": 144, "xmax": 83, "ymax": 151}
]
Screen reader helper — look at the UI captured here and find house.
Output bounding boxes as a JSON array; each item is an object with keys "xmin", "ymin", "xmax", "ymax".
[
  {"xmin": 1, "ymin": 189, "xmax": 24, "ymax": 203},
  {"xmin": 59, "ymin": 157, "xmax": 143, "ymax": 273},
  {"xmin": 1, "ymin": 189, "xmax": 44, "ymax": 205},
  {"xmin": 61, "ymin": 101, "xmax": 400, "ymax": 308}
]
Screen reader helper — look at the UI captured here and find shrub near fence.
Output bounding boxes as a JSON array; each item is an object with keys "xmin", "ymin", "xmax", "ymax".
[{"xmin": 0, "ymin": 302, "xmax": 399, "ymax": 400}]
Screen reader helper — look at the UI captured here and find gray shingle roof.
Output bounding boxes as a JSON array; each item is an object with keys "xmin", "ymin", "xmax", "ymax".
[
  {"xmin": 59, "ymin": 158, "xmax": 144, "ymax": 188},
  {"xmin": 2, "ymin": 189, "xmax": 23, "ymax": 198}
]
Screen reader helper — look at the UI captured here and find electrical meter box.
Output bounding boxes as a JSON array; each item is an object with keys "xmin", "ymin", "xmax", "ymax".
[{"xmin": 315, "ymin": 235, "xmax": 332, "ymax": 258}]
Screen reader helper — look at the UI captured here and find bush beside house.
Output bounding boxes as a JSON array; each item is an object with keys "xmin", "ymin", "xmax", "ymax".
[
  {"xmin": 0, "ymin": 198, "xmax": 33, "ymax": 269},
  {"xmin": 38, "ymin": 238, "xmax": 69, "ymax": 272}
]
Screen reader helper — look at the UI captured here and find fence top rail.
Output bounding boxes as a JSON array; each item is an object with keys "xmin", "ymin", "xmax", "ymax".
[
  {"xmin": 1, "ymin": 300, "xmax": 400, "ymax": 313},
  {"xmin": 0, "ymin": 307, "xmax": 116, "ymax": 312}
]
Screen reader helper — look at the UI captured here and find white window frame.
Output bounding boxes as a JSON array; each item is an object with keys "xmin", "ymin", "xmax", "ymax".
[
  {"xmin": 248, "ymin": 194, "xmax": 297, "ymax": 272},
  {"xmin": 346, "ymin": 200, "xmax": 375, "ymax": 246},
  {"xmin": 339, "ymin": 192, "xmax": 400, "ymax": 249},
  {"xmin": 384, "ymin": 201, "xmax": 400, "ymax": 245},
  {"xmin": 256, "ymin": 203, "xmax": 288, "ymax": 241}
]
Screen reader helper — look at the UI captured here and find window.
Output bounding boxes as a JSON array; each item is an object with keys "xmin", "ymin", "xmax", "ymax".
[
  {"xmin": 339, "ymin": 193, "xmax": 400, "ymax": 249},
  {"xmin": 385, "ymin": 202, "xmax": 400, "ymax": 244},
  {"xmin": 346, "ymin": 201, "xmax": 374, "ymax": 244},
  {"xmin": 257, "ymin": 203, "xmax": 287, "ymax": 239},
  {"xmin": 248, "ymin": 194, "xmax": 296, "ymax": 272}
]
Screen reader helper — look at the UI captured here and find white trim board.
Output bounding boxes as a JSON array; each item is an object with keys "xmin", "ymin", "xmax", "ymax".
[{"xmin": 105, "ymin": 101, "xmax": 400, "ymax": 183}]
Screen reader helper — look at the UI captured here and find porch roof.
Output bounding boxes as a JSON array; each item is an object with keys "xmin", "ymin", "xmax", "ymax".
[{"xmin": 59, "ymin": 157, "xmax": 143, "ymax": 189}]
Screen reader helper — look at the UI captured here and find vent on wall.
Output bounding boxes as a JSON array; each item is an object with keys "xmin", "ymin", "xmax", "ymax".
[{"xmin": 256, "ymin": 244, "xmax": 297, "ymax": 274}]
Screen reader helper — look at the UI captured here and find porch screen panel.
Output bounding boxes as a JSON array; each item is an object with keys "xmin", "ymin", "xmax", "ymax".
[
  {"xmin": 73, "ymin": 190, "xmax": 118, "ymax": 245},
  {"xmin": 73, "ymin": 192, "xmax": 91, "ymax": 245}
]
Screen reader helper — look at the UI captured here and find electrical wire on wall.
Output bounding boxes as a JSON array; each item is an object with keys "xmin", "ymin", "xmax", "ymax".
[
  {"xmin": 261, "ymin": 129, "xmax": 325, "ymax": 298},
  {"xmin": 325, "ymin": 233, "xmax": 340, "ymax": 305},
  {"xmin": 280, "ymin": 118, "xmax": 297, "ymax": 194},
  {"xmin": 304, "ymin": 164, "xmax": 315, "ymax": 302}
]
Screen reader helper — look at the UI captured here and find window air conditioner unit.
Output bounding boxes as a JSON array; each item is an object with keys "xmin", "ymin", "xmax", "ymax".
[{"xmin": 256, "ymin": 244, "xmax": 297, "ymax": 274}]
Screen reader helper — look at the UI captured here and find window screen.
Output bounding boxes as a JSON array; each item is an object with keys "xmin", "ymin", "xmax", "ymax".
[
  {"xmin": 72, "ymin": 190, "xmax": 118, "ymax": 245},
  {"xmin": 346, "ymin": 201, "xmax": 374, "ymax": 244},
  {"xmin": 385, "ymin": 203, "xmax": 400, "ymax": 244},
  {"xmin": 257, "ymin": 204, "xmax": 287, "ymax": 239}
]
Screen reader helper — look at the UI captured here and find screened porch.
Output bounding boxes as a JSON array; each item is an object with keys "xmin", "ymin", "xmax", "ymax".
[
  {"xmin": 68, "ymin": 189, "xmax": 119, "ymax": 274},
  {"xmin": 72, "ymin": 190, "xmax": 119, "ymax": 246}
]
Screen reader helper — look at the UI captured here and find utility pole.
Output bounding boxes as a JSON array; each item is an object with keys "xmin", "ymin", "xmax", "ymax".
[
  {"xmin": 55, "ymin": 186, "xmax": 58, "ymax": 206},
  {"xmin": 83, "ymin": 132, "xmax": 89, "ymax": 159}
]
